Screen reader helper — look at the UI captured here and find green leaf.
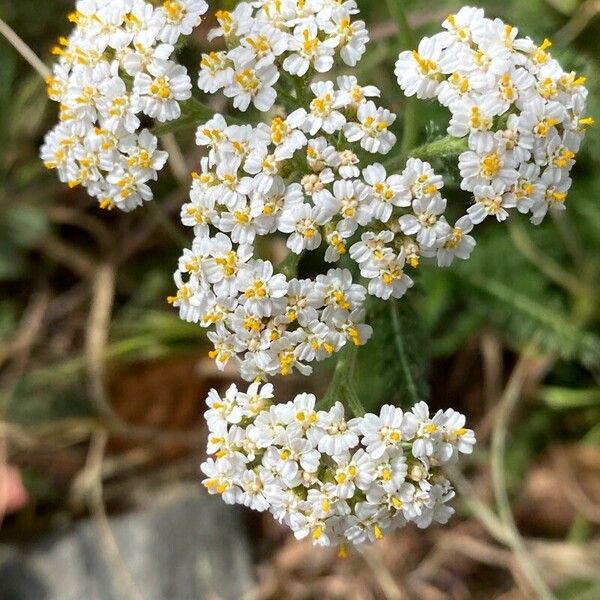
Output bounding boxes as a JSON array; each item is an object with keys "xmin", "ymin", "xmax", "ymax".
[
  {"xmin": 317, "ymin": 344, "xmax": 363, "ymax": 414},
  {"xmin": 361, "ymin": 297, "xmax": 430, "ymax": 411},
  {"xmin": 0, "ymin": 44, "xmax": 16, "ymax": 147},
  {"xmin": 152, "ymin": 97, "xmax": 240, "ymax": 136},
  {"xmin": 0, "ymin": 240, "xmax": 25, "ymax": 280},
  {"xmin": 389, "ymin": 300, "xmax": 421, "ymax": 406},
  {"xmin": 544, "ymin": 0, "xmax": 581, "ymax": 15},
  {"xmin": 539, "ymin": 386, "xmax": 600, "ymax": 410},
  {"xmin": 465, "ymin": 273, "xmax": 600, "ymax": 369},
  {"xmin": 8, "ymin": 73, "xmax": 47, "ymax": 140},
  {"xmin": 5, "ymin": 204, "xmax": 49, "ymax": 247},
  {"xmin": 556, "ymin": 580, "xmax": 600, "ymax": 600}
]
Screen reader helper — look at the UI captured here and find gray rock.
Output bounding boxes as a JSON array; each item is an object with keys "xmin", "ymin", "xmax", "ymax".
[{"xmin": 0, "ymin": 486, "xmax": 253, "ymax": 600}]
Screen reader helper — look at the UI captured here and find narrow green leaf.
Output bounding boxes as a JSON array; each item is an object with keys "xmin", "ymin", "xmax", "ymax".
[
  {"xmin": 0, "ymin": 43, "xmax": 17, "ymax": 147},
  {"xmin": 345, "ymin": 383, "xmax": 366, "ymax": 417},
  {"xmin": 538, "ymin": 387, "xmax": 600, "ymax": 410},
  {"xmin": 388, "ymin": 300, "xmax": 428, "ymax": 406},
  {"xmin": 389, "ymin": 299, "xmax": 423, "ymax": 406},
  {"xmin": 466, "ymin": 273, "xmax": 600, "ymax": 369},
  {"xmin": 152, "ymin": 97, "xmax": 241, "ymax": 136}
]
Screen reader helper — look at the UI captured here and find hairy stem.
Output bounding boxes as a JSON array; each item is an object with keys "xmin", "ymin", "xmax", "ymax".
[
  {"xmin": 491, "ymin": 347, "xmax": 556, "ymax": 600},
  {"xmin": 385, "ymin": 135, "xmax": 468, "ymax": 172},
  {"xmin": 389, "ymin": 300, "xmax": 420, "ymax": 406},
  {"xmin": 275, "ymin": 251, "xmax": 304, "ymax": 279},
  {"xmin": 318, "ymin": 344, "xmax": 365, "ymax": 416}
]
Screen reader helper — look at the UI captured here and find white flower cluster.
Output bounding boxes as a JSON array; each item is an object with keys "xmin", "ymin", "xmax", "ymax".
[
  {"xmin": 396, "ymin": 6, "xmax": 592, "ymax": 226},
  {"xmin": 171, "ymin": 73, "xmax": 406, "ymax": 381},
  {"xmin": 199, "ymin": 0, "xmax": 369, "ymax": 112},
  {"xmin": 41, "ymin": 0, "xmax": 207, "ymax": 211},
  {"xmin": 171, "ymin": 71, "xmax": 486, "ymax": 376},
  {"xmin": 201, "ymin": 383, "xmax": 475, "ymax": 548}
]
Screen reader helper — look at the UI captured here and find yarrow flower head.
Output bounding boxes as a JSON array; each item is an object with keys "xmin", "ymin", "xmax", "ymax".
[
  {"xmin": 172, "ymin": 1, "xmax": 484, "ymax": 381},
  {"xmin": 172, "ymin": 85, "xmax": 481, "ymax": 377},
  {"xmin": 395, "ymin": 6, "xmax": 592, "ymax": 226},
  {"xmin": 169, "ymin": 5, "xmax": 590, "ymax": 384},
  {"xmin": 201, "ymin": 384, "xmax": 475, "ymax": 549},
  {"xmin": 41, "ymin": 0, "xmax": 208, "ymax": 211},
  {"xmin": 199, "ymin": 0, "xmax": 370, "ymax": 112}
]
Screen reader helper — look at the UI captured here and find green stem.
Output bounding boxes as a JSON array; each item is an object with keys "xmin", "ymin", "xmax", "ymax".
[
  {"xmin": 275, "ymin": 251, "xmax": 304, "ymax": 279},
  {"xmin": 317, "ymin": 343, "xmax": 365, "ymax": 416},
  {"xmin": 386, "ymin": 0, "xmax": 417, "ymax": 47},
  {"xmin": 389, "ymin": 300, "xmax": 420, "ymax": 405},
  {"xmin": 292, "ymin": 73, "xmax": 310, "ymax": 107},
  {"xmin": 384, "ymin": 135, "xmax": 468, "ymax": 172},
  {"xmin": 409, "ymin": 135, "xmax": 468, "ymax": 161},
  {"xmin": 275, "ymin": 83, "xmax": 302, "ymax": 109},
  {"xmin": 345, "ymin": 381, "xmax": 366, "ymax": 417},
  {"xmin": 401, "ymin": 96, "xmax": 418, "ymax": 157},
  {"xmin": 152, "ymin": 97, "xmax": 242, "ymax": 137},
  {"xmin": 147, "ymin": 198, "xmax": 189, "ymax": 248}
]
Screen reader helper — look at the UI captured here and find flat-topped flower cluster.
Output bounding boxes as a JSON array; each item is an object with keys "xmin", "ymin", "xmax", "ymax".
[
  {"xmin": 41, "ymin": 0, "xmax": 208, "ymax": 211},
  {"xmin": 396, "ymin": 6, "xmax": 593, "ymax": 225},
  {"xmin": 201, "ymin": 383, "xmax": 475, "ymax": 548},
  {"xmin": 171, "ymin": 5, "xmax": 591, "ymax": 381},
  {"xmin": 171, "ymin": 72, "xmax": 483, "ymax": 380},
  {"xmin": 199, "ymin": 0, "xmax": 369, "ymax": 112},
  {"xmin": 171, "ymin": 70, "xmax": 480, "ymax": 379}
]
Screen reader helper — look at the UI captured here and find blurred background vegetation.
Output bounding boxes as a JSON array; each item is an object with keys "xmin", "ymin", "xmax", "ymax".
[{"xmin": 0, "ymin": 0, "xmax": 599, "ymax": 598}]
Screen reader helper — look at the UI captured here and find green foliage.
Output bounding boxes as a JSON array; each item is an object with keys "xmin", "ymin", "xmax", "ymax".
[
  {"xmin": 3, "ymin": 310, "xmax": 205, "ymax": 425},
  {"xmin": 0, "ymin": 0, "xmax": 598, "ymax": 595},
  {"xmin": 465, "ymin": 272, "xmax": 600, "ymax": 370},
  {"xmin": 539, "ymin": 386, "xmax": 600, "ymax": 411},
  {"xmin": 0, "ymin": 46, "xmax": 17, "ymax": 146},
  {"xmin": 0, "ymin": 205, "xmax": 49, "ymax": 280},
  {"xmin": 360, "ymin": 296, "xmax": 430, "ymax": 411},
  {"xmin": 152, "ymin": 97, "xmax": 222, "ymax": 136},
  {"xmin": 556, "ymin": 580, "xmax": 600, "ymax": 600}
]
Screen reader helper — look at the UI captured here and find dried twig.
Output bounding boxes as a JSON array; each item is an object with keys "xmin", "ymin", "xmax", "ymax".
[
  {"xmin": 37, "ymin": 235, "xmax": 97, "ymax": 278},
  {"xmin": 0, "ymin": 292, "xmax": 48, "ymax": 371},
  {"xmin": 2, "ymin": 414, "xmax": 203, "ymax": 453},
  {"xmin": 447, "ymin": 466, "xmax": 512, "ymax": 545},
  {"xmin": 85, "ymin": 263, "xmax": 117, "ymax": 421},
  {"xmin": 82, "ymin": 266, "xmax": 207, "ymax": 447},
  {"xmin": 555, "ymin": 0, "xmax": 600, "ymax": 44},
  {"xmin": 83, "ymin": 430, "xmax": 146, "ymax": 600},
  {"xmin": 357, "ymin": 545, "xmax": 408, "ymax": 600},
  {"xmin": 0, "ymin": 16, "xmax": 50, "ymax": 79},
  {"xmin": 481, "ymin": 331, "xmax": 504, "ymax": 407},
  {"xmin": 161, "ymin": 133, "xmax": 189, "ymax": 186},
  {"xmin": 490, "ymin": 351, "xmax": 557, "ymax": 600},
  {"xmin": 45, "ymin": 205, "xmax": 114, "ymax": 255},
  {"xmin": 551, "ymin": 446, "xmax": 600, "ymax": 523},
  {"xmin": 0, "ymin": 289, "xmax": 49, "ymax": 528},
  {"xmin": 117, "ymin": 188, "xmax": 188, "ymax": 263}
]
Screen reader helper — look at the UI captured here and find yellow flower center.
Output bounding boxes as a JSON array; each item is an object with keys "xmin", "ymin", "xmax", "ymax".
[
  {"xmin": 150, "ymin": 76, "xmax": 172, "ymax": 100},
  {"xmin": 480, "ymin": 152, "xmax": 502, "ymax": 178}
]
